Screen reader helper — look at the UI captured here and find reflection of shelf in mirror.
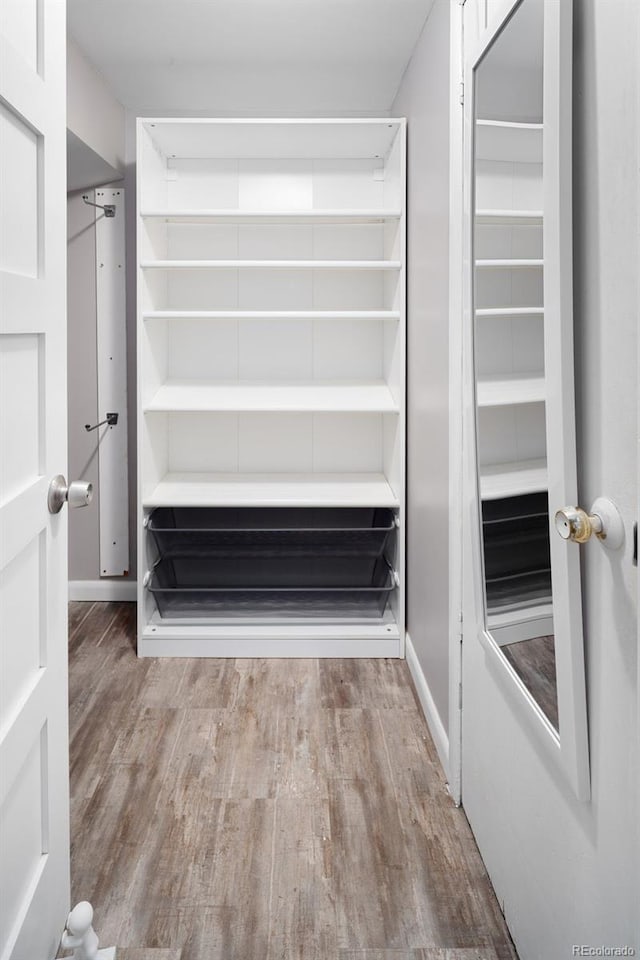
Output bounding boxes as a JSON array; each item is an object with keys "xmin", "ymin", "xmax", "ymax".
[
  {"xmin": 475, "ymin": 209, "xmax": 543, "ymax": 225},
  {"xmin": 140, "ymin": 209, "xmax": 402, "ymax": 224},
  {"xmin": 475, "ymin": 259, "xmax": 543, "ymax": 269},
  {"xmin": 143, "ymin": 310, "xmax": 401, "ymax": 321},
  {"xmin": 144, "ymin": 380, "xmax": 400, "ymax": 413},
  {"xmin": 480, "ymin": 458, "xmax": 547, "ymax": 499},
  {"xmin": 488, "ymin": 601, "xmax": 553, "ymax": 638},
  {"xmin": 475, "ymin": 119, "xmax": 543, "ymax": 163},
  {"xmin": 477, "ymin": 374, "xmax": 545, "ymax": 407},
  {"xmin": 476, "ymin": 307, "xmax": 544, "ymax": 319},
  {"xmin": 486, "ymin": 569, "xmax": 552, "ymax": 612},
  {"xmin": 144, "ymin": 472, "xmax": 400, "ymax": 508},
  {"xmin": 140, "ymin": 259, "xmax": 402, "ymax": 271}
]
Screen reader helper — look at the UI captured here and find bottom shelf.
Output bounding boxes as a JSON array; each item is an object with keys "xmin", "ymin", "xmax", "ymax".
[
  {"xmin": 144, "ymin": 472, "xmax": 400, "ymax": 508},
  {"xmin": 138, "ymin": 614, "xmax": 402, "ymax": 658}
]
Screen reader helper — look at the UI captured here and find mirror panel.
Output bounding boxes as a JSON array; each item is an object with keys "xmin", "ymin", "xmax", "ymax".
[{"xmin": 472, "ymin": 0, "xmax": 555, "ymax": 729}]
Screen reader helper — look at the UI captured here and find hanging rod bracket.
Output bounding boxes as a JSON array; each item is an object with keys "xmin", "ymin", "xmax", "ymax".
[
  {"xmin": 82, "ymin": 194, "xmax": 116, "ymax": 218},
  {"xmin": 85, "ymin": 412, "xmax": 119, "ymax": 432}
]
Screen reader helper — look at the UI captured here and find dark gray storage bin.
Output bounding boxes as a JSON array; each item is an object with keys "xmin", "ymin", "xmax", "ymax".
[
  {"xmin": 147, "ymin": 506, "xmax": 396, "ymax": 558},
  {"xmin": 148, "ymin": 555, "xmax": 395, "ymax": 619}
]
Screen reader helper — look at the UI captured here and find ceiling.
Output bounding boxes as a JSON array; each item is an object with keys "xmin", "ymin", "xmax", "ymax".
[{"xmin": 67, "ymin": 0, "xmax": 436, "ymax": 116}]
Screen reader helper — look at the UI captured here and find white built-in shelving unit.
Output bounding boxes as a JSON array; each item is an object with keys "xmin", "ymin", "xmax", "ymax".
[{"xmin": 137, "ymin": 118, "xmax": 406, "ymax": 657}]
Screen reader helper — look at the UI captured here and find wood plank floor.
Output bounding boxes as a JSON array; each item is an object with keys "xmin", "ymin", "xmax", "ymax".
[{"xmin": 66, "ymin": 602, "xmax": 518, "ymax": 960}]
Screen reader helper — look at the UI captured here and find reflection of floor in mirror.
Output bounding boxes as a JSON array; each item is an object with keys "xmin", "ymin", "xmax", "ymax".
[{"xmin": 501, "ymin": 635, "xmax": 558, "ymax": 732}]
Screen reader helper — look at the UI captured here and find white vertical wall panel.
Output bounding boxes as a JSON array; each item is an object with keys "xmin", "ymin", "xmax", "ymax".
[{"xmin": 95, "ymin": 188, "xmax": 129, "ymax": 575}]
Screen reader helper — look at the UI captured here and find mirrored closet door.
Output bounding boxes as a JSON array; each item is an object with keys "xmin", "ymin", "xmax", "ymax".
[{"xmin": 464, "ymin": 0, "xmax": 590, "ymax": 799}]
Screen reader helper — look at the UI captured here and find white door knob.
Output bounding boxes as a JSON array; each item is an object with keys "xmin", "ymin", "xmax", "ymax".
[{"xmin": 48, "ymin": 475, "xmax": 94, "ymax": 514}]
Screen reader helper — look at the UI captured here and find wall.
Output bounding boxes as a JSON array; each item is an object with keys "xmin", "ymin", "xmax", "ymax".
[
  {"xmin": 67, "ymin": 37, "xmax": 125, "ymax": 172},
  {"xmin": 391, "ymin": 0, "xmax": 452, "ymax": 764},
  {"xmin": 67, "ymin": 41, "xmax": 134, "ymax": 590}
]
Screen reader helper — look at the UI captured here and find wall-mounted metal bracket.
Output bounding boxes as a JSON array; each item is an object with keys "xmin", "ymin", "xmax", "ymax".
[
  {"xmin": 82, "ymin": 194, "xmax": 116, "ymax": 217},
  {"xmin": 85, "ymin": 412, "xmax": 118, "ymax": 432}
]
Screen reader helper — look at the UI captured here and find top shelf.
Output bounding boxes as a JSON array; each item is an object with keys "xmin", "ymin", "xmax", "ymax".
[
  {"xmin": 140, "ymin": 209, "xmax": 402, "ymax": 225},
  {"xmin": 139, "ymin": 118, "xmax": 404, "ymax": 161},
  {"xmin": 475, "ymin": 119, "xmax": 543, "ymax": 164}
]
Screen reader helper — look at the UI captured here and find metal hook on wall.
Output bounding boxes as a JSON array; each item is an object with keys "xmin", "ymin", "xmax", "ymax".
[
  {"xmin": 85, "ymin": 412, "xmax": 119, "ymax": 432},
  {"xmin": 82, "ymin": 194, "xmax": 116, "ymax": 218}
]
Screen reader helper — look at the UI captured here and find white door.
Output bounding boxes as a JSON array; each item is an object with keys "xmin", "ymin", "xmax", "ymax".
[
  {"xmin": 460, "ymin": 0, "xmax": 639, "ymax": 957},
  {"xmin": 0, "ymin": 2, "xmax": 70, "ymax": 958}
]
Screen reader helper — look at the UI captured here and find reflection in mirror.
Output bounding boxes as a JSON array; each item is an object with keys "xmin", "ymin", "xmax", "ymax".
[{"xmin": 473, "ymin": 0, "xmax": 559, "ymax": 731}]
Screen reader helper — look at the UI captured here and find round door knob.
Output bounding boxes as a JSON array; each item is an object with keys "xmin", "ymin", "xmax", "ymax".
[
  {"xmin": 554, "ymin": 498, "xmax": 624, "ymax": 550},
  {"xmin": 554, "ymin": 506, "xmax": 601, "ymax": 543},
  {"xmin": 48, "ymin": 475, "xmax": 94, "ymax": 514}
]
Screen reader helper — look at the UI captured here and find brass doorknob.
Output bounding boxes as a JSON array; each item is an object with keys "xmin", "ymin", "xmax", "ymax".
[
  {"xmin": 554, "ymin": 506, "xmax": 602, "ymax": 543},
  {"xmin": 554, "ymin": 498, "xmax": 624, "ymax": 550}
]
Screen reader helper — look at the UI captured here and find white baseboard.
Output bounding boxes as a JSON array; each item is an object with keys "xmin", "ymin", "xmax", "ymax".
[
  {"xmin": 69, "ymin": 579, "xmax": 137, "ymax": 602},
  {"xmin": 405, "ymin": 632, "xmax": 450, "ymax": 781}
]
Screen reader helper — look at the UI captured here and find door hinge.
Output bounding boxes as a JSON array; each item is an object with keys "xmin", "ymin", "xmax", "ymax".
[{"xmin": 459, "ymin": 81, "xmax": 464, "ymax": 106}]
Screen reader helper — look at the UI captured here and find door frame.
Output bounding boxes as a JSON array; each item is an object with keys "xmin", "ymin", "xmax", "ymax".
[{"xmin": 447, "ymin": 0, "xmax": 466, "ymax": 806}]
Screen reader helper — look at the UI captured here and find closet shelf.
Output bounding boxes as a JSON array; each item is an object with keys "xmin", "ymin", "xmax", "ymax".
[
  {"xmin": 475, "ymin": 209, "xmax": 543, "ymax": 224},
  {"xmin": 475, "ymin": 258, "xmax": 543, "ymax": 269},
  {"xmin": 480, "ymin": 458, "xmax": 548, "ymax": 499},
  {"xmin": 144, "ymin": 472, "xmax": 400, "ymax": 508},
  {"xmin": 477, "ymin": 373, "xmax": 546, "ymax": 407},
  {"xmin": 475, "ymin": 119, "xmax": 543, "ymax": 163},
  {"xmin": 140, "ymin": 259, "xmax": 402, "ymax": 270},
  {"xmin": 144, "ymin": 380, "xmax": 400, "ymax": 413},
  {"xmin": 143, "ymin": 310, "xmax": 401, "ymax": 321},
  {"xmin": 475, "ymin": 307, "xmax": 544, "ymax": 318},
  {"xmin": 140, "ymin": 209, "xmax": 402, "ymax": 224}
]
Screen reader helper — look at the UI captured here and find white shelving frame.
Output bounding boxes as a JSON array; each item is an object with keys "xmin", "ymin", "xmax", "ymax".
[
  {"xmin": 473, "ymin": 115, "xmax": 551, "ymax": 637},
  {"xmin": 474, "ymin": 117, "xmax": 547, "ymax": 502},
  {"xmin": 136, "ymin": 118, "xmax": 406, "ymax": 657}
]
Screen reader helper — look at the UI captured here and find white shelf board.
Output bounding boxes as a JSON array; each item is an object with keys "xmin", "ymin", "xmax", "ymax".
[
  {"xmin": 480, "ymin": 458, "xmax": 548, "ymax": 499},
  {"xmin": 144, "ymin": 379, "xmax": 399, "ymax": 413},
  {"xmin": 143, "ymin": 309, "xmax": 400, "ymax": 321},
  {"xmin": 140, "ymin": 259, "xmax": 401, "ymax": 271},
  {"xmin": 475, "ymin": 119, "xmax": 543, "ymax": 163},
  {"xmin": 139, "ymin": 623, "xmax": 402, "ymax": 658},
  {"xmin": 140, "ymin": 118, "xmax": 403, "ymax": 161},
  {"xmin": 144, "ymin": 472, "xmax": 400, "ymax": 508},
  {"xmin": 489, "ymin": 602, "xmax": 553, "ymax": 629},
  {"xmin": 476, "ymin": 307, "xmax": 544, "ymax": 318},
  {"xmin": 140, "ymin": 209, "xmax": 402, "ymax": 224},
  {"xmin": 477, "ymin": 373, "xmax": 546, "ymax": 407},
  {"xmin": 475, "ymin": 209, "xmax": 543, "ymax": 225},
  {"xmin": 475, "ymin": 259, "xmax": 543, "ymax": 269}
]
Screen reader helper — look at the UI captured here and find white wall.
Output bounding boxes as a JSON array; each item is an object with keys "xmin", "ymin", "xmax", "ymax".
[
  {"xmin": 67, "ymin": 41, "xmax": 133, "ymax": 589},
  {"xmin": 391, "ymin": 0, "xmax": 452, "ymax": 754},
  {"xmin": 67, "ymin": 37, "xmax": 125, "ymax": 172}
]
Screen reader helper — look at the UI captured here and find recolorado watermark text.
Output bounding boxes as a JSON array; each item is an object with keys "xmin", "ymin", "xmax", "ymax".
[{"xmin": 572, "ymin": 948, "xmax": 636, "ymax": 957}]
